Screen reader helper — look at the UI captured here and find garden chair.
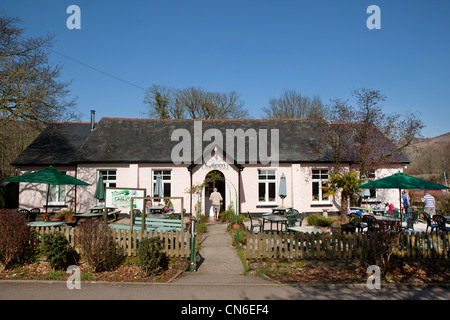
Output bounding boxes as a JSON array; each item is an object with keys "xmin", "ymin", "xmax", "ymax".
[
  {"xmin": 362, "ymin": 215, "xmax": 379, "ymax": 232},
  {"xmin": 349, "ymin": 212, "xmax": 368, "ymax": 233},
  {"xmin": 422, "ymin": 211, "xmax": 438, "ymax": 233},
  {"xmin": 18, "ymin": 209, "xmax": 32, "ymax": 221},
  {"xmin": 247, "ymin": 211, "xmax": 263, "ymax": 234},
  {"xmin": 432, "ymin": 215, "xmax": 450, "ymax": 232},
  {"xmin": 286, "ymin": 209, "xmax": 305, "ymax": 227},
  {"xmin": 385, "ymin": 209, "xmax": 400, "ymax": 219},
  {"xmin": 405, "ymin": 211, "xmax": 418, "ymax": 230}
]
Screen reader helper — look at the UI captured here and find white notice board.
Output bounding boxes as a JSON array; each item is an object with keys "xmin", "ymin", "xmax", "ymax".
[{"xmin": 105, "ymin": 187, "xmax": 146, "ymax": 213}]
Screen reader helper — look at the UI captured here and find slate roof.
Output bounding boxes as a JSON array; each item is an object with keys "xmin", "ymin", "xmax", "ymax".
[
  {"xmin": 12, "ymin": 117, "xmax": 410, "ymax": 166},
  {"xmin": 11, "ymin": 122, "xmax": 92, "ymax": 166}
]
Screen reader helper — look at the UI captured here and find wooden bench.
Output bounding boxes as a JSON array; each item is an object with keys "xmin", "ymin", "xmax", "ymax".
[{"xmin": 109, "ymin": 217, "xmax": 184, "ymax": 232}]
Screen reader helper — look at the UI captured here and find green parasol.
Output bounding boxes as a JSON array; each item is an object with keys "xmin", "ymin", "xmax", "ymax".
[{"xmin": 3, "ymin": 166, "xmax": 89, "ymax": 213}]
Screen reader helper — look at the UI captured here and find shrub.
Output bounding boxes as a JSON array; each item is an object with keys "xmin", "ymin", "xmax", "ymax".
[
  {"xmin": 0, "ymin": 209, "xmax": 37, "ymax": 269},
  {"xmin": 75, "ymin": 219, "xmax": 124, "ymax": 272},
  {"xmin": 137, "ymin": 237, "xmax": 168, "ymax": 276},
  {"xmin": 232, "ymin": 228, "xmax": 247, "ymax": 246},
  {"xmin": 41, "ymin": 232, "xmax": 79, "ymax": 271},
  {"xmin": 306, "ymin": 213, "xmax": 334, "ymax": 227}
]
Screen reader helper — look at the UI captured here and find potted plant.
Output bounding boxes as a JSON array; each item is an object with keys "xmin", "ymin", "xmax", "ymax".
[
  {"xmin": 50, "ymin": 213, "xmax": 63, "ymax": 221},
  {"xmin": 61, "ymin": 209, "xmax": 75, "ymax": 222}
]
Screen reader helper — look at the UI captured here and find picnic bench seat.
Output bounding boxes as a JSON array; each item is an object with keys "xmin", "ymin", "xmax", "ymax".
[{"xmin": 109, "ymin": 217, "xmax": 184, "ymax": 232}]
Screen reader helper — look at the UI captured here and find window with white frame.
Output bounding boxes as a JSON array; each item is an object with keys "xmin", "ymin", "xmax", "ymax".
[
  {"xmin": 99, "ymin": 170, "xmax": 117, "ymax": 188},
  {"xmin": 48, "ymin": 185, "xmax": 66, "ymax": 205},
  {"xmin": 153, "ymin": 170, "xmax": 172, "ymax": 197},
  {"xmin": 368, "ymin": 169, "xmax": 377, "ymax": 200},
  {"xmin": 257, "ymin": 169, "xmax": 277, "ymax": 204},
  {"xmin": 312, "ymin": 169, "xmax": 329, "ymax": 203}
]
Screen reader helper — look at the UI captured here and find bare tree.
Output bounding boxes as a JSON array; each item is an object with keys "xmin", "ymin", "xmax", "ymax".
[
  {"xmin": 0, "ymin": 13, "xmax": 78, "ymax": 127},
  {"xmin": 262, "ymin": 90, "xmax": 325, "ymax": 119},
  {"xmin": 143, "ymin": 85, "xmax": 248, "ymax": 119},
  {"xmin": 350, "ymin": 88, "xmax": 424, "ymax": 177}
]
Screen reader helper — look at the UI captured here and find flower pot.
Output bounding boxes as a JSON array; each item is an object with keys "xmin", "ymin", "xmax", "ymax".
[
  {"xmin": 65, "ymin": 215, "xmax": 74, "ymax": 222},
  {"xmin": 43, "ymin": 213, "xmax": 51, "ymax": 221},
  {"xmin": 232, "ymin": 223, "xmax": 241, "ymax": 230}
]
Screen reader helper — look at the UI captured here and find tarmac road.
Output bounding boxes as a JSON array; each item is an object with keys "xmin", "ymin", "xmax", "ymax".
[{"xmin": 0, "ymin": 278, "xmax": 449, "ymax": 300}]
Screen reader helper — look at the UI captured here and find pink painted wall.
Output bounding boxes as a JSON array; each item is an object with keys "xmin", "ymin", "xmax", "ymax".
[{"xmin": 17, "ymin": 163, "xmax": 405, "ymax": 216}]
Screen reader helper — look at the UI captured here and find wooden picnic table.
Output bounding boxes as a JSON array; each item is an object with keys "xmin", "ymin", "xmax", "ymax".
[
  {"xmin": 27, "ymin": 221, "xmax": 66, "ymax": 227},
  {"xmin": 147, "ymin": 205, "xmax": 165, "ymax": 214},
  {"xmin": 271, "ymin": 207, "xmax": 292, "ymax": 215}
]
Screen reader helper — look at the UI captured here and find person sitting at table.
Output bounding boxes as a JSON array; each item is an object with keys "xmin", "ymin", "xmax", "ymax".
[
  {"xmin": 145, "ymin": 200, "xmax": 152, "ymax": 214},
  {"xmin": 348, "ymin": 209, "xmax": 368, "ymax": 216},
  {"xmin": 163, "ymin": 199, "xmax": 174, "ymax": 213}
]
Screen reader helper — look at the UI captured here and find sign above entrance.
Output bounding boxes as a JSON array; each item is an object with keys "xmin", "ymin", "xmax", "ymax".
[{"xmin": 203, "ymin": 153, "xmax": 228, "ymax": 169}]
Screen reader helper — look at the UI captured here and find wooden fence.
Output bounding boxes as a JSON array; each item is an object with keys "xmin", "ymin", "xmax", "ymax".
[
  {"xmin": 246, "ymin": 231, "xmax": 450, "ymax": 260},
  {"xmin": 31, "ymin": 226, "xmax": 191, "ymax": 258}
]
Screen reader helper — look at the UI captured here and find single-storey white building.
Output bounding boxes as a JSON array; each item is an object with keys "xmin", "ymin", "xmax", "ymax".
[{"xmin": 11, "ymin": 117, "xmax": 408, "ymax": 216}]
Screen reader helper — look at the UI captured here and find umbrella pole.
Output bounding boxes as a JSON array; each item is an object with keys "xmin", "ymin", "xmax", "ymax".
[
  {"xmin": 46, "ymin": 184, "xmax": 50, "ymax": 214},
  {"xmin": 399, "ymin": 189, "xmax": 402, "ymax": 223}
]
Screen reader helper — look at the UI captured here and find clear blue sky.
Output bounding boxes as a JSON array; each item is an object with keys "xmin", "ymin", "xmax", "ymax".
[{"xmin": 2, "ymin": 0, "xmax": 449, "ymax": 138}]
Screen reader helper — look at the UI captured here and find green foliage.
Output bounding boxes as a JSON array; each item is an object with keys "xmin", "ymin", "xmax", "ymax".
[
  {"xmin": 41, "ymin": 232, "xmax": 79, "ymax": 271},
  {"xmin": 137, "ymin": 237, "xmax": 168, "ymax": 276},
  {"xmin": 232, "ymin": 228, "xmax": 247, "ymax": 246},
  {"xmin": 306, "ymin": 213, "xmax": 334, "ymax": 227},
  {"xmin": 322, "ymin": 170, "xmax": 367, "ymax": 218},
  {"xmin": 75, "ymin": 219, "xmax": 124, "ymax": 272}
]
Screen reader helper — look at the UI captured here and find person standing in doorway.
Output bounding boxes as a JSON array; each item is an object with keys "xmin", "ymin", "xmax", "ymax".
[
  {"xmin": 422, "ymin": 190, "xmax": 436, "ymax": 216},
  {"xmin": 402, "ymin": 190, "xmax": 411, "ymax": 222},
  {"xmin": 210, "ymin": 188, "xmax": 223, "ymax": 220}
]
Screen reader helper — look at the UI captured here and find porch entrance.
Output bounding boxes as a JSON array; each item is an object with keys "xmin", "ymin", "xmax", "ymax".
[{"xmin": 204, "ymin": 170, "xmax": 225, "ymax": 217}]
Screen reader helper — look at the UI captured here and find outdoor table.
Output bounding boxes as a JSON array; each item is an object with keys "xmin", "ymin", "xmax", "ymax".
[
  {"xmin": 444, "ymin": 216, "xmax": 450, "ymax": 224},
  {"xmin": 374, "ymin": 215, "xmax": 401, "ymax": 229},
  {"xmin": 147, "ymin": 206, "xmax": 165, "ymax": 214},
  {"xmin": 74, "ymin": 212, "xmax": 103, "ymax": 221},
  {"xmin": 374, "ymin": 216, "xmax": 400, "ymax": 222},
  {"xmin": 371, "ymin": 209, "xmax": 385, "ymax": 216},
  {"xmin": 263, "ymin": 215, "xmax": 288, "ymax": 232},
  {"xmin": 350, "ymin": 206, "xmax": 371, "ymax": 212},
  {"xmin": 288, "ymin": 226, "xmax": 328, "ymax": 234},
  {"xmin": 271, "ymin": 207, "xmax": 292, "ymax": 215},
  {"xmin": 27, "ymin": 221, "xmax": 66, "ymax": 227},
  {"xmin": 147, "ymin": 214, "xmax": 169, "ymax": 219},
  {"xmin": 89, "ymin": 206, "xmax": 118, "ymax": 213}
]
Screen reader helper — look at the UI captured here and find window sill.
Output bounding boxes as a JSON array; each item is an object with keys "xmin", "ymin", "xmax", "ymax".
[
  {"xmin": 310, "ymin": 203, "xmax": 332, "ymax": 207},
  {"xmin": 256, "ymin": 204, "xmax": 278, "ymax": 208}
]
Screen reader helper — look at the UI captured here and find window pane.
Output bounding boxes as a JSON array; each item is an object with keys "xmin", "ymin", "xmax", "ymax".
[
  {"xmin": 268, "ymin": 183, "xmax": 276, "ymax": 201},
  {"xmin": 321, "ymin": 182, "xmax": 328, "ymax": 200},
  {"xmin": 312, "ymin": 170, "xmax": 320, "ymax": 179},
  {"xmin": 58, "ymin": 185, "xmax": 66, "ymax": 201},
  {"xmin": 312, "ymin": 182, "xmax": 319, "ymax": 201},
  {"xmin": 164, "ymin": 183, "xmax": 171, "ymax": 197},
  {"xmin": 258, "ymin": 183, "xmax": 266, "ymax": 202}
]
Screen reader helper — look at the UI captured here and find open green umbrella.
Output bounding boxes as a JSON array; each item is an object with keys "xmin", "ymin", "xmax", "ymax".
[
  {"xmin": 3, "ymin": 166, "xmax": 89, "ymax": 213},
  {"xmin": 279, "ymin": 173, "xmax": 287, "ymax": 207},
  {"xmin": 355, "ymin": 172, "xmax": 450, "ymax": 221}
]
